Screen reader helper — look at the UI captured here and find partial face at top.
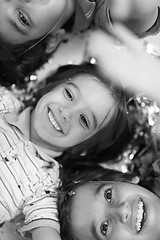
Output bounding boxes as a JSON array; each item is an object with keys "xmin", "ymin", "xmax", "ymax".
[
  {"xmin": 70, "ymin": 181, "xmax": 160, "ymax": 240},
  {"xmin": 31, "ymin": 74, "xmax": 115, "ymax": 151},
  {"xmin": 0, "ymin": 0, "xmax": 67, "ymax": 44}
]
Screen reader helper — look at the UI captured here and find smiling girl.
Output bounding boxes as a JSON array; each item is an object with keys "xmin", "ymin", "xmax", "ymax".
[
  {"xmin": 0, "ymin": 63, "xmax": 129, "ymax": 240},
  {"xmin": 59, "ymin": 168, "xmax": 160, "ymax": 240},
  {"xmin": 29, "ymin": 63, "xmax": 130, "ymax": 169}
]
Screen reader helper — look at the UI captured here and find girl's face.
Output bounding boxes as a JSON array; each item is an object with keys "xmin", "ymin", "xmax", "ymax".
[
  {"xmin": 70, "ymin": 181, "xmax": 160, "ymax": 240},
  {"xmin": 31, "ymin": 74, "xmax": 115, "ymax": 151},
  {"xmin": 0, "ymin": 0, "xmax": 67, "ymax": 44}
]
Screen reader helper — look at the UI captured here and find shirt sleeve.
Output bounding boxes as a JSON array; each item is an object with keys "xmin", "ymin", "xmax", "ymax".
[
  {"xmin": 0, "ymin": 86, "xmax": 24, "ymax": 113},
  {"xmin": 20, "ymin": 182, "xmax": 60, "ymax": 238},
  {"xmin": 20, "ymin": 176, "xmax": 60, "ymax": 239}
]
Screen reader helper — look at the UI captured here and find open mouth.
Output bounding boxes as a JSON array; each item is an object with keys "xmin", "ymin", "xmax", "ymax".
[
  {"xmin": 47, "ymin": 107, "xmax": 63, "ymax": 133},
  {"xmin": 135, "ymin": 198, "xmax": 147, "ymax": 233}
]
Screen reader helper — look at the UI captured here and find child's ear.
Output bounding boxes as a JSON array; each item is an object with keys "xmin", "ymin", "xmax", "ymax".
[{"xmin": 45, "ymin": 29, "xmax": 66, "ymax": 54}]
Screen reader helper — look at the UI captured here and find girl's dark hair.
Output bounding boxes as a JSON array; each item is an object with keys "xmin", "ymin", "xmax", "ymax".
[
  {"xmin": 27, "ymin": 62, "xmax": 131, "ymax": 170},
  {"xmin": 0, "ymin": 33, "xmax": 59, "ymax": 87},
  {"xmin": 58, "ymin": 167, "xmax": 135, "ymax": 240}
]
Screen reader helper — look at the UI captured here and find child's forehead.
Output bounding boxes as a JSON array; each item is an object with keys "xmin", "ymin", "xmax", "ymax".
[
  {"xmin": 65, "ymin": 75, "xmax": 100, "ymax": 90},
  {"xmin": 75, "ymin": 181, "xmax": 114, "ymax": 191},
  {"xmin": 71, "ymin": 74, "xmax": 106, "ymax": 90},
  {"xmin": 67, "ymin": 181, "xmax": 112, "ymax": 199},
  {"xmin": 71, "ymin": 73, "xmax": 97, "ymax": 81},
  {"xmin": 75, "ymin": 180, "xmax": 135, "ymax": 192}
]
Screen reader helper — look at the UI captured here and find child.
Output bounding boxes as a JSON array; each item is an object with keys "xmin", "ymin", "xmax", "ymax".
[
  {"xmin": 59, "ymin": 167, "xmax": 160, "ymax": 240},
  {"xmin": 0, "ymin": 62, "xmax": 129, "ymax": 239},
  {"xmin": 94, "ymin": 0, "xmax": 159, "ymax": 38},
  {"xmin": 0, "ymin": 0, "xmax": 96, "ymax": 87},
  {"xmin": 31, "ymin": 63, "xmax": 130, "ymax": 170},
  {"xmin": 13, "ymin": 63, "xmax": 130, "ymax": 170},
  {"xmin": 0, "ymin": 0, "xmax": 95, "ymax": 45}
]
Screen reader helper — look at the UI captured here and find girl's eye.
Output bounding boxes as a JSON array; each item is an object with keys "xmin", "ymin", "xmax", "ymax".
[
  {"xmin": 80, "ymin": 114, "xmax": 89, "ymax": 128},
  {"xmin": 104, "ymin": 188, "xmax": 112, "ymax": 203},
  {"xmin": 65, "ymin": 88, "xmax": 73, "ymax": 101},
  {"xmin": 100, "ymin": 221, "xmax": 108, "ymax": 236},
  {"xmin": 18, "ymin": 11, "xmax": 29, "ymax": 26}
]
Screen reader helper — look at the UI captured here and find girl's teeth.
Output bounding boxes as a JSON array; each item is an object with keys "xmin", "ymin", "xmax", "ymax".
[
  {"xmin": 48, "ymin": 110, "xmax": 62, "ymax": 132},
  {"xmin": 136, "ymin": 222, "xmax": 141, "ymax": 232},
  {"xmin": 136, "ymin": 199, "xmax": 144, "ymax": 233}
]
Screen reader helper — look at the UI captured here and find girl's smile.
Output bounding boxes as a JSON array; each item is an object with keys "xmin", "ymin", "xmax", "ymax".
[
  {"xmin": 47, "ymin": 107, "xmax": 63, "ymax": 133},
  {"xmin": 30, "ymin": 74, "xmax": 115, "ymax": 152},
  {"xmin": 134, "ymin": 198, "xmax": 147, "ymax": 233},
  {"xmin": 70, "ymin": 181, "xmax": 160, "ymax": 240}
]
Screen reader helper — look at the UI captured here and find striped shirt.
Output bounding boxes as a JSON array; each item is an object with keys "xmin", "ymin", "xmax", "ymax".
[{"xmin": 0, "ymin": 88, "xmax": 60, "ymax": 236}]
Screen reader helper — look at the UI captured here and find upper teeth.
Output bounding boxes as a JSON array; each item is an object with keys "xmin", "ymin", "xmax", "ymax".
[
  {"xmin": 136, "ymin": 199, "xmax": 144, "ymax": 233},
  {"xmin": 48, "ymin": 110, "xmax": 62, "ymax": 132}
]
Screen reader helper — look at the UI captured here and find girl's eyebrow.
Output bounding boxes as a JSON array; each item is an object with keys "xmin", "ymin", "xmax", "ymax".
[
  {"xmin": 95, "ymin": 183, "xmax": 106, "ymax": 196},
  {"xmin": 67, "ymin": 82, "xmax": 80, "ymax": 92},
  {"xmin": 90, "ymin": 184, "xmax": 110, "ymax": 240},
  {"xmin": 68, "ymin": 82, "xmax": 98, "ymax": 129},
  {"xmin": 92, "ymin": 113, "xmax": 98, "ymax": 129},
  {"xmin": 91, "ymin": 184, "xmax": 108, "ymax": 240}
]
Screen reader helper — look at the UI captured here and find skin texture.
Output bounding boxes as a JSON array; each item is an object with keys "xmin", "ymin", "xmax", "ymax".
[
  {"xmin": 0, "ymin": 0, "xmax": 74, "ymax": 44},
  {"xmin": 30, "ymin": 74, "xmax": 115, "ymax": 152},
  {"xmin": 70, "ymin": 181, "xmax": 160, "ymax": 240}
]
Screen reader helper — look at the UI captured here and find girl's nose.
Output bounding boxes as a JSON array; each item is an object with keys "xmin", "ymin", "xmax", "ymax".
[
  {"xmin": 59, "ymin": 106, "xmax": 70, "ymax": 122},
  {"xmin": 113, "ymin": 202, "xmax": 130, "ymax": 223}
]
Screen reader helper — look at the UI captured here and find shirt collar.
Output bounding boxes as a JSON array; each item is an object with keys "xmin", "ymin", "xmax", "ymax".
[
  {"xmin": 5, "ymin": 106, "xmax": 31, "ymax": 140},
  {"xmin": 5, "ymin": 107, "xmax": 62, "ymax": 158}
]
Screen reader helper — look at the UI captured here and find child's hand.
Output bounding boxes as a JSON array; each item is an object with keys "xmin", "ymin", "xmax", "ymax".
[{"xmin": 85, "ymin": 24, "xmax": 160, "ymax": 102}]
